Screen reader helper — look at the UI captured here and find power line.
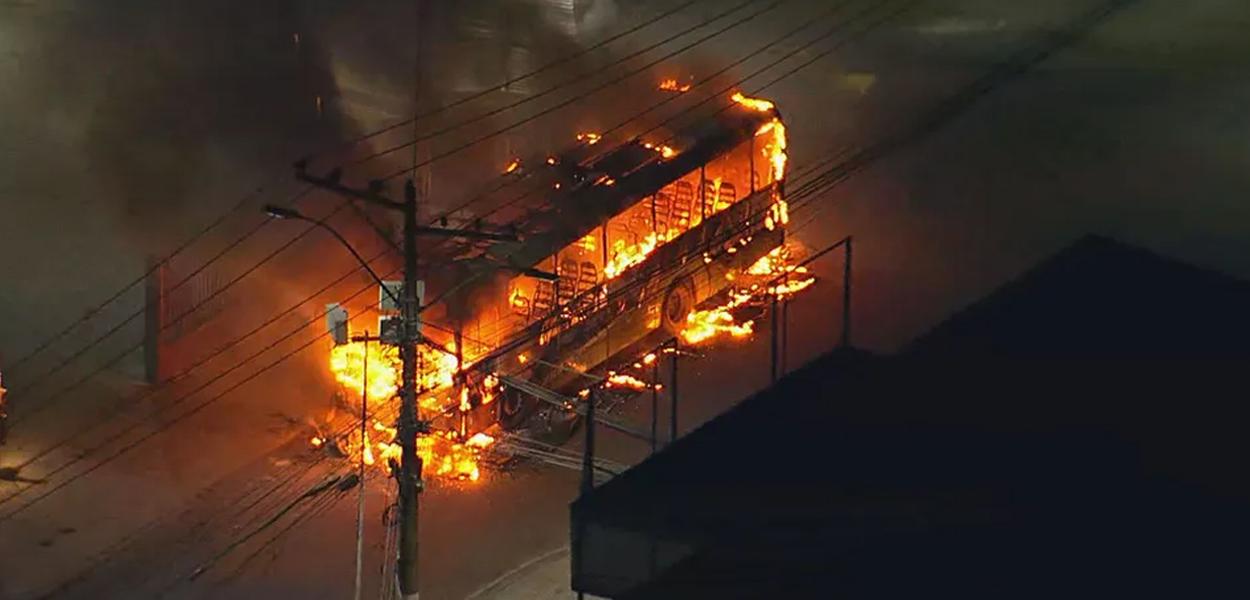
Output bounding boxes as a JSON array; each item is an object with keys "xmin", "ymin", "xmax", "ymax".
[
  {"xmin": 309, "ymin": 0, "xmax": 708, "ymax": 165},
  {"xmin": 0, "ymin": 0, "xmax": 909, "ymax": 520},
  {"xmin": 11, "ymin": 246, "xmax": 395, "ymax": 471},
  {"xmin": 8, "ymin": 184, "xmax": 310, "ymax": 401},
  {"xmin": 5, "ymin": 0, "xmax": 1132, "ymax": 578},
  {"xmin": 6, "ymin": 0, "xmax": 705, "ymax": 392},
  {"xmin": 10, "ymin": 188, "xmax": 333, "ymax": 424},
  {"xmin": 373, "ymin": 0, "xmax": 794, "ymax": 180},
  {"xmin": 410, "ymin": 0, "xmax": 894, "ymax": 292},
  {"xmin": 9, "ymin": 0, "xmax": 771, "ymax": 406},
  {"xmin": 0, "ymin": 144, "xmax": 832, "ymax": 522},
  {"xmin": 0, "ymin": 291, "xmax": 384, "ymax": 519},
  {"xmin": 14, "ymin": 0, "xmax": 796, "ymax": 409},
  {"xmin": 3, "ymin": 187, "xmax": 270, "ymax": 373},
  {"xmin": 350, "ymin": 0, "xmax": 761, "ymax": 166},
  {"xmin": 0, "ymin": 258, "xmax": 403, "ymax": 511},
  {"xmin": 2, "ymin": 0, "xmax": 800, "ymax": 480},
  {"xmin": 424, "ymin": 0, "xmax": 859, "ymax": 227}
]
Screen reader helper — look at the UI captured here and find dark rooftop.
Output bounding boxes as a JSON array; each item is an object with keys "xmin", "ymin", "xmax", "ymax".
[{"xmin": 572, "ymin": 235, "xmax": 1250, "ymax": 598}]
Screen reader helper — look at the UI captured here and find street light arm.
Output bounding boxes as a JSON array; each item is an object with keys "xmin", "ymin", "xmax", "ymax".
[
  {"xmin": 312, "ymin": 221, "xmax": 404, "ymax": 308},
  {"xmin": 263, "ymin": 204, "xmax": 402, "ymax": 308},
  {"xmin": 313, "ymin": 221, "xmax": 401, "ymax": 306}
]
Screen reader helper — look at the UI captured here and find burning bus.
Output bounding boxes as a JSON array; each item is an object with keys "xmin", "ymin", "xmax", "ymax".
[
  {"xmin": 415, "ymin": 93, "xmax": 793, "ymax": 434},
  {"xmin": 321, "ymin": 93, "xmax": 802, "ymax": 478}
]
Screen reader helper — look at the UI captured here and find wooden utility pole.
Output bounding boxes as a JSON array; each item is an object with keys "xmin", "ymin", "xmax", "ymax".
[
  {"xmin": 290, "ymin": 172, "xmax": 518, "ymax": 600},
  {"xmin": 396, "ymin": 180, "xmax": 423, "ymax": 599},
  {"xmin": 354, "ymin": 332, "xmax": 371, "ymax": 600}
]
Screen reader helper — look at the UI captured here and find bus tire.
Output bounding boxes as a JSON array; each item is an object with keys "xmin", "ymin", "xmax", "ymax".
[
  {"xmin": 661, "ymin": 280, "xmax": 695, "ymax": 336},
  {"xmin": 498, "ymin": 387, "xmax": 537, "ymax": 431}
]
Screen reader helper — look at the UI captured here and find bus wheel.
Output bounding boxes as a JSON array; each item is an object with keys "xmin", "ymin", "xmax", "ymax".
[
  {"xmin": 661, "ymin": 281, "xmax": 695, "ymax": 336},
  {"xmin": 498, "ymin": 387, "xmax": 536, "ymax": 431}
]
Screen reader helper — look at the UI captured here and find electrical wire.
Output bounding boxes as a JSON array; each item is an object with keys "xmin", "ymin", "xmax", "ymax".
[
  {"xmin": 350, "ymin": 0, "xmax": 761, "ymax": 166},
  {"xmin": 7, "ymin": 0, "xmax": 805, "ymax": 429},
  {"xmin": 5, "ymin": 0, "xmax": 708, "ymax": 399},
  {"xmin": 373, "ymin": 0, "xmax": 794, "ymax": 180},
  {"xmin": 310, "ymin": 0, "xmax": 708, "ymax": 165},
  {"xmin": 0, "ymin": 0, "xmax": 918, "ymax": 521}
]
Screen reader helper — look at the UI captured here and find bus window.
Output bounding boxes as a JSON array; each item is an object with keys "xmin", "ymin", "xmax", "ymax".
[
  {"xmin": 533, "ymin": 279, "xmax": 555, "ymax": 316},
  {"xmin": 672, "ymin": 181, "xmax": 694, "ymax": 232},
  {"xmin": 576, "ymin": 261, "xmax": 600, "ymax": 312},
  {"xmin": 558, "ymin": 258, "xmax": 579, "ymax": 306},
  {"xmin": 655, "ymin": 189, "xmax": 673, "ymax": 233}
]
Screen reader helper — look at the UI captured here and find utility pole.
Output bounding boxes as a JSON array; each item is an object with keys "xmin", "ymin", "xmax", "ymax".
[
  {"xmin": 285, "ymin": 172, "xmax": 519, "ymax": 600},
  {"xmin": 354, "ymin": 332, "xmax": 371, "ymax": 600},
  {"xmin": 396, "ymin": 180, "xmax": 422, "ymax": 599}
]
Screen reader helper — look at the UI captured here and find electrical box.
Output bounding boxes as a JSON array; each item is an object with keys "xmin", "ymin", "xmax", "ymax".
[
  {"xmin": 379, "ymin": 315, "xmax": 403, "ymax": 345},
  {"xmin": 326, "ymin": 303, "xmax": 350, "ymax": 345}
]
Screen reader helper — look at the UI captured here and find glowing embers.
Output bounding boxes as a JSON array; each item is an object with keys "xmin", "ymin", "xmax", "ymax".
[
  {"xmin": 643, "ymin": 141, "xmax": 678, "ymax": 159},
  {"xmin": 659, "ymin": 78, "xmax": 692, "ymax": 93},
  {"xmin": 746, "ymin": 246, "xmax": 815, "ymax": 297},
  {"xmin": 765, "ymin": 198, "xmax": 790, "ymax": 231},
  {"xmin": 605, "ymin": 373, "xmax": 648, "ymax": 391}
]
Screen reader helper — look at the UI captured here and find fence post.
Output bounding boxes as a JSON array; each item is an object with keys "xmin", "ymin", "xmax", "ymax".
[
  {"xmin": 669, "ymin": 345, "xmax": 679, "ymax": 444},
  {"xmin": 770, "ymin": 295, "xmax": 780, "ymax": 383}
]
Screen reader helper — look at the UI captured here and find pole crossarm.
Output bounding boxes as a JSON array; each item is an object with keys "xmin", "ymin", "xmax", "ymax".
[
  {"xmin": 296, "ymin": 171, "xmax": 521, "ymax": 243},
  {"xmin": 296, "ymin": 171, "xmax": 406, "ymax": 211}
]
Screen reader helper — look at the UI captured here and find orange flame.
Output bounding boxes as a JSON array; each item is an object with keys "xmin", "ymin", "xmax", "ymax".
[
  {"xmin": 659, "ymin": 78, "xmax": 692, "ymax": 92},
  {"xmin": 418, "ymin": 342, "xmax": 460, "ymax": 392},
  {"xmin": 604, "ymin": 229, "xmax": 679, "ymax": 279},
  {"xmin": 606, "ymin": 372, "xmax": 648, "ymax": 391},
  {"xmin": 577, "ymin": 132, "xmax": 602, "ymax": 145},
  {"xmin": 758, "ymin": 119, "xmax": 788, "ymax": 184},
  {"xmin": 504, "ymin": 158, "xmax": 521, "ymax": 174},
  {"xmin": 681, "ymin": 299, "xmax": 755, "ymax": 345},
  {"xmin": 509, "ymin": 287, "xmax": 528, "ymax": 311},
  {"xmin": 317, "ymin": 418, "xmax": 495, "ymax": 483},
  {"xmin": 330, "ymin": 342, "xmax": 400, "ymax": 403},
  {"xmin": 643, "ymin": 141, "xmax": 678, "ymax": 159},
  {"xmin": 732, "ymin": 92, "xmax": 776, "ymax": 112},
  {"xmin": 680, "ymin": 245, "xmax": 816, "ymax": 345},
  {"xmin": 323, "ymin": 340, "xmax": 493, "ymax": 482}
]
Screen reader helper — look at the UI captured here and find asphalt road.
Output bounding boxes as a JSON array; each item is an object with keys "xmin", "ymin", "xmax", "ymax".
[{"xmin": 4, "ymin": 0, "xmax": 1250, "ymax": 598}]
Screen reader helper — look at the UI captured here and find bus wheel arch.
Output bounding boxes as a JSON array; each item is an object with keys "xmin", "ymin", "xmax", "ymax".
[
  {"xmin": 498, "ymin": 387, "xmax": 537, "ymax": 431},
  {"xmin": 661, "ymin": 277, "xmax": 696, "ymax": 336}
]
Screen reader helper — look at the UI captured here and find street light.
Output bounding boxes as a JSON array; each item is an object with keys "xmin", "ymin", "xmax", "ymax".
[{"xmin": 265, "ymin": 193, "xmax": 549, "ymax": 598}]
